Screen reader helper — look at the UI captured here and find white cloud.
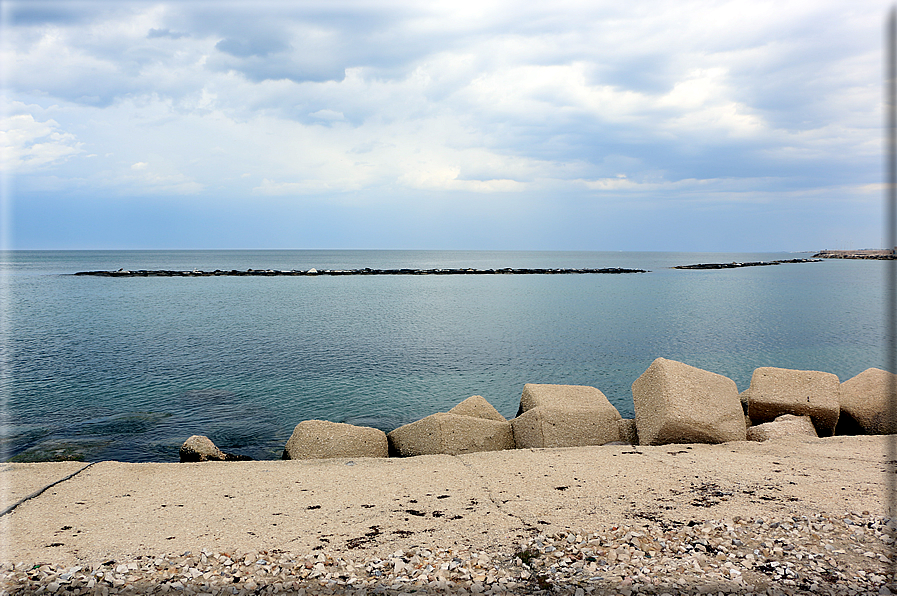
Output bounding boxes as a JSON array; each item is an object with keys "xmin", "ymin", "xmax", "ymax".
[
  {"xmin": 0, "ymin": 112, "xmax": 83, "ymax": 171},
  {"xmin": 0, "ymin": 0, "xmax": 885, "ymax": 249},
  {"xmin": 310, "ymin": 109, "xmax": 345, "ymax": 121},
  {"xmin": 253, "ymin": 178, "xmax": 335, "ymax": 195}
]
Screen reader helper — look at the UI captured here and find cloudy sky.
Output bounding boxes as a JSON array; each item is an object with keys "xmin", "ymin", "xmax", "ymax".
[{"xmin": 0, "ymin": 0, "xmax": 885, "ymax": 251}]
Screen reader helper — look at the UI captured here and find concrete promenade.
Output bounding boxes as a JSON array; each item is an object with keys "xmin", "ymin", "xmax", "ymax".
[{"xmin": 2, "ymin": 435, "xmax": 892, "ymax": 567}]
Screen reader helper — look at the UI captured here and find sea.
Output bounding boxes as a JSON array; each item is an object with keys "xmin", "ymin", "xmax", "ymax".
[{"xmin": 1, "ymin": 250, "xmax": 889, "ymax": 463}]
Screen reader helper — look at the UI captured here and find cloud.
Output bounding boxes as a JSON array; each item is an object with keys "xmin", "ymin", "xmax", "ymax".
[
  {"xmin": 0, "ymin": 113, "xmax": 83, "ymax": 171},
  {"xmin": 0, "ymin": 0, "xmax": 885, "ymax": 250},
  {"xmin": 310, "ymin": 109, "xmax": 346, "ymax": 122},
  {"xmin": 147, "ymin": 28, "xmax": 188, "ymax": 40}
]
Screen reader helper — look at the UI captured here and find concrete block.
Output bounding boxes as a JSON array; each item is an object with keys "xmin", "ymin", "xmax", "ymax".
[
  {"xmin": 632, "ymin": 357, "xmax": 746, "ymax": 445},
  {"xmin": 283, "ymin": 420, "xmax": 388, "ymax": 460}
]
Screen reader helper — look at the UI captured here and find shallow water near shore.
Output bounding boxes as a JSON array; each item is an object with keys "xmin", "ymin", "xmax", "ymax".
[{"xmin": 1, "ymin": 250, "xmax": 889, "ymax": 462}]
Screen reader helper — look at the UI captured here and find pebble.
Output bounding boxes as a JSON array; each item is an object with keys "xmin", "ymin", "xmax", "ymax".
[{"xmin": 2, "ymin": 512, "xmax": 895, "ymax": 594}]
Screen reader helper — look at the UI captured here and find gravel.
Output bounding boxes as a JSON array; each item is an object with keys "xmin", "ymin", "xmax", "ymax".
[{"xmin": 3, "ymin": 512, "xmax": 895, "ymax": 595}]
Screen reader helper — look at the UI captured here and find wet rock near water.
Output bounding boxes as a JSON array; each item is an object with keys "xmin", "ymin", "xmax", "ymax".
[{"xmin": 179, "ymin": 436, "xmax": 252, "ymax": 463}]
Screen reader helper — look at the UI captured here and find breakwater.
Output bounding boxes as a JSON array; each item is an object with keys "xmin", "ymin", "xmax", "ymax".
[
  {"xmin": 73, "ymin": 266, "xmax": 647, "ymax": 277},
  {"xmin": 672, "ymin": 258, "xmax": 821, "ymax": 270},
  {"xmin": 72, "ymin": 259, "xmax": 831, "ymax": 277}
]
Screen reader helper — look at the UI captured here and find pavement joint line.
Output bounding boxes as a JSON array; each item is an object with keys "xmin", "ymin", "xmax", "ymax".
[
  {"xmin": 455, "ymin": 454, "xmax": 531, "ymax": 531},
  {"xmin": 0, "ymin": 462, "xmax": 96, "ymax": 518}
]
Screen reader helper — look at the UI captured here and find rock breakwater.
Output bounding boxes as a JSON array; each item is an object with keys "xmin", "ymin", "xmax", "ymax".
[
  {"xmin": 673, "ymin": 259, "xmax": 821, "ymax": 270},
  {"xmin": 74, "ymin": 267, "xmax": 647, "ymax": 277},
  {"xmin": 185, "ymin": 360, "xmax": 897, "ymax": 463}
]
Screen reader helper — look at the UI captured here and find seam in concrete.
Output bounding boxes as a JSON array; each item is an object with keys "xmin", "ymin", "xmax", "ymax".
[
  {"xmin": 0, "ymin": 462, "xmax": 97, "ymax": 518},
  {"xmin": 454, "ymin": 454, "xmax": 534, "ymax": 531}
]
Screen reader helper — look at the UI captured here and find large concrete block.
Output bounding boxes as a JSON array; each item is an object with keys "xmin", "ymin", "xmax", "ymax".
[
  {"xmin": 746, "ymin": 414, "xmax": 818, "ymax": 442},
  {"xmin": 283, "ymin": 420, "xmax": 388, "ymax": 460},
  {"xmin": 518, "ymin": 383, "xmax": 617, "ymax": 414},
  {"xmin": 511, "ymin": 384, "xmax": 623, "ymax": 448},
  {"xmin": 745, "ymin": 367, "xmax": 840, "ymax": 435},
  {"xmin": 632, "ymin": 357, "xmax": 746, "ymax": 445},
  {"xmin": 387, "ymin": 413, "xmax": 514, "ymax": 457},
  {"xmin": 840, "ymin": 368, "xmax": 897, "ymax": 434},
  {"xmin": 449, "ymin": 395, "xmax": 507, "ymax": 421},
  {"xmin": 618, "ymin": 419, "xmax": 639, "ymax": 445},
  {"xmin": 511, "ymin": 406, "xmax": 622, "ymax": 448}
]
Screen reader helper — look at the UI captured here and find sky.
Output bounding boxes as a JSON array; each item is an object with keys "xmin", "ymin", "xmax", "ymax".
[{"xmin": 0, "ymin": 0, "xmax": 887, "ymax": 251}]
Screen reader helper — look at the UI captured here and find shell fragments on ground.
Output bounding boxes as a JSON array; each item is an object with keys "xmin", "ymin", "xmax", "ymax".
[{"xmin": 3, "ymin": 512, "xmax": 895, "ymax": 595}]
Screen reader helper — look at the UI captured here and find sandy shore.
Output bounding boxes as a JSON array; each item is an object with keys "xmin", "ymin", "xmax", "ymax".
[{"xmin": 2, "ymin": 435, "xmax": 895, "ymax": 594}]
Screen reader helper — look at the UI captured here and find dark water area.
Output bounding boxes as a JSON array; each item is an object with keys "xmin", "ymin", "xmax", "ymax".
[{"xmin": 1, "ymin": 250, "xmax": 888, "ymax": 462}]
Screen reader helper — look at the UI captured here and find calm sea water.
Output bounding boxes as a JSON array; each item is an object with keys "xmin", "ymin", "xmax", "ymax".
[{"xmin": 1, "ymin": 250, "xmax": 889, "ymax": 462}]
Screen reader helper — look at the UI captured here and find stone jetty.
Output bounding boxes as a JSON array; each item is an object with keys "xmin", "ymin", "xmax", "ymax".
[
  {"xmin": 74, "ymin": 266, "xmax": 647, "ymax": 277},
  {"xmin": 673, "ymin": 258, "xmax": 821, "ymax": 270}
]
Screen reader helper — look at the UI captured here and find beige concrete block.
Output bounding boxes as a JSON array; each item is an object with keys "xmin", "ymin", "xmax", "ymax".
[
  {"xmin": 632, "ymin": 357, "xmax": 746, "ymax": 446},
  {"xmin": 840, "ymin": 368, "xmax": 897, "ymax": 434},
  {"xmin": 739, "ymin": 388, "xmax": 751, "ymax": 414},
  {"xmin": 511, "ymin": 406, "xmax": 622, "ymax": 448},
  {"xmin": 519, "ymin": 383, "xmax": 617, "ymax": 414},
  {"xmin": 511, "ymin": 384, "xmax": 623, "ymax": 448},
  {"xmin": 449, "ymin": 395, "xmax": 506, "ymax": 421},
  {"xmin": 387, "ymin": 413, "xmax": 514, "ymax": 456},
  {"xmin": 283, "ymin": 420, "xmax": 388, "ymax": 460},
  {"xmin": 746, "ymin": 367, "xmax": 840, "ymax": 435},
  {"xmin": 618, "ymin": 418, "xmax": 639, "ymax": 445},
  {"xmin": 746, "ymin": 414, "xmax": 818, "ymax": 442}
]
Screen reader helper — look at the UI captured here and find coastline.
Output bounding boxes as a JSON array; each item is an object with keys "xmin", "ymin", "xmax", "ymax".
[
  {"xmin": 813, "ymin": 249, "xmax": 897, "ymax": 260},
  {"xmin": 3, "ymin": 435, "xmax": 895, "ymax": 593}
]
